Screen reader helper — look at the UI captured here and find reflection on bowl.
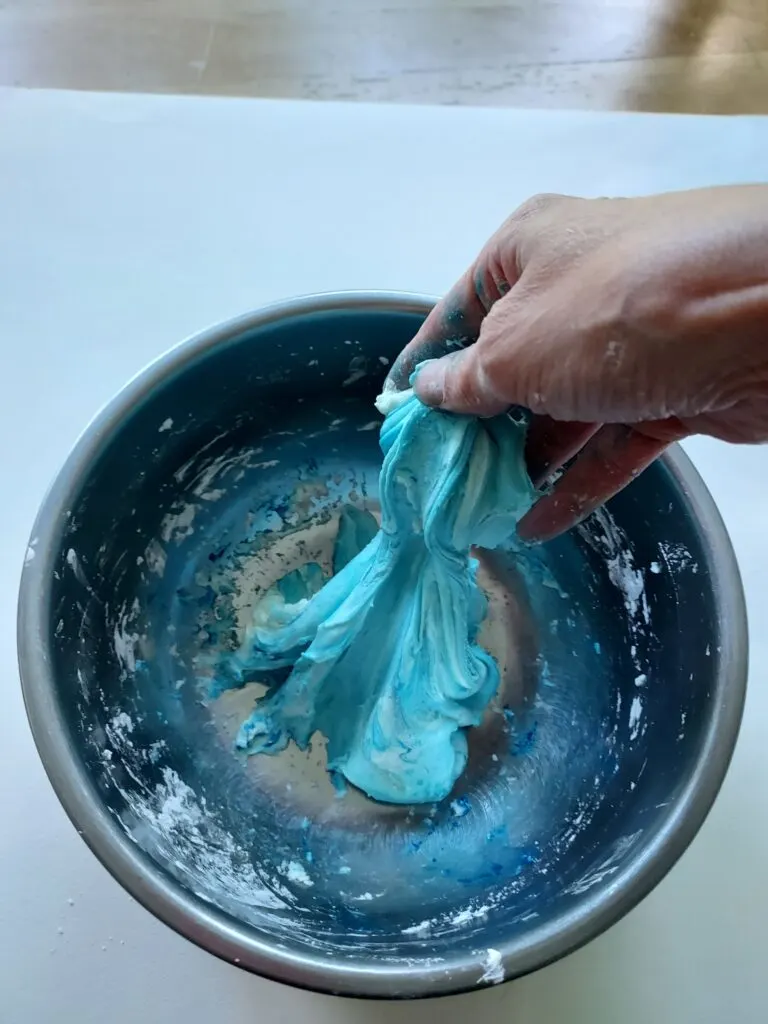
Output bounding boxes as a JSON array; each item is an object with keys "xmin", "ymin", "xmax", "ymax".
[{"xmin": 18, "ymin": 293, "xmax": 747, "ymax": 997}]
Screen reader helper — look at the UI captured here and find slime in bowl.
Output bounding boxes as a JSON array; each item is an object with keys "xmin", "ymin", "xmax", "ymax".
[
  {"xmin": 18, "ymin": 293, "xmax": 747, "ymax": 997},
  {"xmin": 217, "ymin": 384, "xmax": 537, "ymax": 805}
]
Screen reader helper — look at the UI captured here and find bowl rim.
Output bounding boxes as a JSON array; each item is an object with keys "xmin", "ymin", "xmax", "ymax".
[{"xmin": 17, "ymin": 290, "xmax": 749, "ymax": 998}]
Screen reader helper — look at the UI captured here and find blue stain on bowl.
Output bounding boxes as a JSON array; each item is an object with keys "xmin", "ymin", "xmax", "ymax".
[{"xmin": 511, "ymin": 720, "xmax": 538, "ymax": 757}]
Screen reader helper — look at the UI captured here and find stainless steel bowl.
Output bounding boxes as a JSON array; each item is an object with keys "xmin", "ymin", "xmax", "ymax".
[{"xmin": 18, "ymin": 292, "xmax": 748, "ymax": 998}]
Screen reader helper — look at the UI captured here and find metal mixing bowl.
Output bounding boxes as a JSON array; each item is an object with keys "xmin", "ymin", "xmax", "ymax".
[{"xmin": 18, "ymin": 293, "xmax": 747, "ymax": 998}]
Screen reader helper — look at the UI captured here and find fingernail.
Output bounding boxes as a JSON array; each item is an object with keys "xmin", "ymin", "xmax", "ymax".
[{"xmin": 413, "ymin": 362, "xmax": 445, "ymax": 407}]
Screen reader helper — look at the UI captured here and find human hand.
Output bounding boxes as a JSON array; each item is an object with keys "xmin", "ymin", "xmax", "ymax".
[{"xmin": 387, "ymin": 188, "xmax": 768, "ymax": 541}]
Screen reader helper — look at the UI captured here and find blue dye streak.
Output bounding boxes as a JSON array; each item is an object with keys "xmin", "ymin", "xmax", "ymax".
[{"xmin": 216, "ymin": 381, "xmax": 536, "ymax": 805}]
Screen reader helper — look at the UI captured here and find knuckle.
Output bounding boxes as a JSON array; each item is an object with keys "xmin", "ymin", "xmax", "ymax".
[
  {"xmin": 471, "ymin": 255, "xmax": 512, "ymax": 311},
  {"xmin": 466, "ymin": 345, "xmax": 512, "ymax": 413},
  {"xmin": 438, "ymin": 349, "xmax": 493, "ymax": 414},
  {"xmin": 512, "ymin": 192, "xmax": 566, "ymax": 222},
  {"xmin": 446, "ymin": 355, "xmax": 484, "ymax": 412}
]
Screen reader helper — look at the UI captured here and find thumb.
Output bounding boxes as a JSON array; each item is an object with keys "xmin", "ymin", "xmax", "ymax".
[{"xmin": 413, "ymin": 347, "xmax": 509, "ymax": 417}]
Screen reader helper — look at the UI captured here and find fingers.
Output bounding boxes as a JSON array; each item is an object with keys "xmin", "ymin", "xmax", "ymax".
[
  {"xmin": 524, "ymin": 417, "xmax": 600, "ymax": 488},
  {"xmin": 386, "ymin": 248, "xmax": 518, "ymax": 392},
  {"xmin": 412, "ymin": 346, "xmax": 511, "ymax": 417},
  {"xmin": 384, "ymin": 270, "xmax": 486, "ymax": 391},
  {"xmin": 517, "ymin": 421, "xmax": 689, "ymax": 543}
]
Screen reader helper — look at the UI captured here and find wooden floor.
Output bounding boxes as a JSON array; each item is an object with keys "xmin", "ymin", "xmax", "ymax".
[{"xmin": 2, "ymin": 1, "xmax": 768, "ymax": 113}]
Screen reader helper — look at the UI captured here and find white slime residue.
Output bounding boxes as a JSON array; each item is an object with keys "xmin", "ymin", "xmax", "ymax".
[
  {"xmin": 478, "ymin": 948, "xmax": 505, "ymax": 985},
  {"xmin": 125, "ymin": 767, "xmax": 288, "ymax": 911},
  {"xmin": 402, "ymin": 920, "xmax": 433, "ymax": 938},
  {"xmin": 278, "ymin": 860, "xmax": 314, "ymax": 887},
  {"xmin": 450, "ymin": 905, "xmax": 490, "ymax": 927},
  {"xmin": 628, "ymin": 696, "xmax": 643, "ymax": 741},
  {"xmin": 606, "ymin": 548, "xmax": 649, "ymax": 623}
]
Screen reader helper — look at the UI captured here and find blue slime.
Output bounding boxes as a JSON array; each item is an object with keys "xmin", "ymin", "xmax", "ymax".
[{"xmin": 217, "ymin": 387, "xmax": 537, "ymax": 804}]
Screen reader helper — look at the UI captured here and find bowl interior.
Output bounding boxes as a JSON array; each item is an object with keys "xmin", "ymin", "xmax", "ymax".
[{"xmin": 31, "ymin": 301, "xmax": 733, "ymax": 993}]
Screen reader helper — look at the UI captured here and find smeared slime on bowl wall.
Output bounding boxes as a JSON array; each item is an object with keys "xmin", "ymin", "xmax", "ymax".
[{"xmin": 209, "ymin": 388, "xmax": 537, "ymax": 804}]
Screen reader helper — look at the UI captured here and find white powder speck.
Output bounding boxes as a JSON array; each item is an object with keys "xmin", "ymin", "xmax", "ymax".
[
  {"xmin": 113, "ymin": 600, "xmax": 141, "ymax": 677},
  {"xmin": 605, "ymin": 339, "xmax": 624, "ymax": 363},
  {"xmin": 144, "ymin": 539, "xmax": 167, "ymax": 577},
  {"xmin": 403, "ymin": 919, "xmax": 433, "ymax": 938},
  {"xmin": 378, "ymin": 356, "xmax": 390, "ymax": 365},
  {"xmin": 649, "ymin": 561, "xmax": 661, "ymax": 574},
  {"xmin": 158, "ymin": 418, "xmax": 173, "ymax": 432},
  {"xmin": 160, "ymin": 503, "xmax": 197, "ymax": 543},
  {"xmin": 450, "ymin": 799, "xmax": 470, "ymax": 818},
  {"xmin": 357, "ymin": 421, "xmax": 379, "ymax": 432},
  {"xmin": 25, "ymin": 546, "xmax": 36, "ymax": 564},
  {"xmin": 450, "ymin": 905, "xmax": 489, "ymax": 927},
  {"xmin": 479, "ymin": 948, "xmax": 504, "ymax": 985},
  {"xmin": 278, "ymin": 860, "xmax": 313, "ymax": 887},
  {"xmin": 338, "ymin": 865, "xmax": 351, "ymax": 875},
  {"xmin": 634, "ymin": 673, "xmax": 647, "ymax": 687},
  {"xmin": 606, "ymin": 550, "xmax": 648, "ymax": 623},
  {"xmin": 148, "ymin": 740, "xmax": 166, "ymax": 764},
  {"xmin": 108, "ymin": 711, "xmax": 134, "ymax": 745},
  {"xmin": 659, "ymin": 542, "xmax": 697, "ymax": 574}
]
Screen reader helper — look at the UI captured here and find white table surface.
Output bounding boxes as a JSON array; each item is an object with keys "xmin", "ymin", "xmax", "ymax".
[{"xmin": 1, "ymin": 87, "xmax": 767, "ymax": 1024}]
